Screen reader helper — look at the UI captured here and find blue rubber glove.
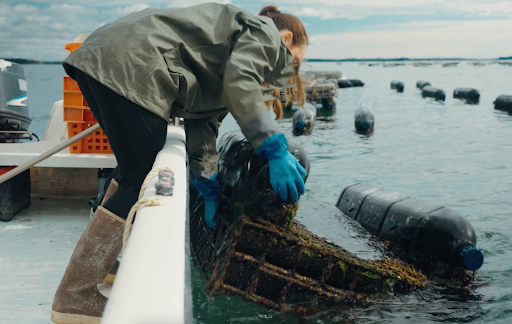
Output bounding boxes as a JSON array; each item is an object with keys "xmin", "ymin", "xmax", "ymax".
[
  {"xmin": 192, "ymin": 172, "xmax": 219, "ymax": 229},
  {"xmin": 255, "ymin": 133, "xmax": 306, "ymax": 202}
]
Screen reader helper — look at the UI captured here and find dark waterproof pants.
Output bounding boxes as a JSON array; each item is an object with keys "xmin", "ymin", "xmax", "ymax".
[{"xmin": 75, "ymin": 70, "xmax": 168, "ymax": 219}]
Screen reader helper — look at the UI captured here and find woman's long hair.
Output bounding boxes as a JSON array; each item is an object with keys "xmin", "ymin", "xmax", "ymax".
[{"xmin": 259, "ymin": 4, "xmax": 308, "ymax": 119}]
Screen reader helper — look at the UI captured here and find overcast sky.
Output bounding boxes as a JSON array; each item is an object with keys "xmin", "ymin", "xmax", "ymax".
[{"xmin": 1, "ymin": 0, "xmax": 511, "ymax": 61}]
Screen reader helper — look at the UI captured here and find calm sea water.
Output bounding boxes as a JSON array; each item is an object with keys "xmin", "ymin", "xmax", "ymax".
[{"xmin": 24, "ymin": 62, "xmax": 512, "ymax": 323}]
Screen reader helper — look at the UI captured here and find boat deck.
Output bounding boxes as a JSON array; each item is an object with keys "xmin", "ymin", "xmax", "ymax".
[{"xmin": 0, "ymin": 198, "xmax": 112, "ymax": 324}]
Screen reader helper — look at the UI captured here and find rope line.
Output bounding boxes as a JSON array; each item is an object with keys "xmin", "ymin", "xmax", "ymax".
[{"xmin": 122, "ymin": 167, "xmax": 163, "ymax": 252}]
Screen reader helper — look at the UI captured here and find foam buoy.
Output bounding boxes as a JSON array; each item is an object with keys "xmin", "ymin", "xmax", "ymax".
[
  {"xmin": 336, "ymin": 183, "xmax": 484, "ymax": 275},
  {"xmin": 390, "ymin": 80, "xmax": 404, "ymax": 92},
  {"xmin": 292, "ymin": 102, "xmax": 317, "ymax": 135},
  {"xmin": 453, "ymin": 88, "xmax": 480, "ymax": 103},
  {"xmin": 416, "ymin": 80, "xmax": 431, "ymax": 89},
  {"xmin": 354, "ymin": 104, "xmax": 374, "ymax": 134},
  {"xmin": 494, "ymin": 95, "xmax": 512, "ymax": 112},
  {"xmin": 422, "ymin": 86, "xmax": 446, "ymax": 101}
]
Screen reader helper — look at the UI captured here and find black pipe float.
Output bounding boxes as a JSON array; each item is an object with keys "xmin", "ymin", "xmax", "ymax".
[
  {"xmin": 325, "ymin": 79, "xmax": 340, "ymax": 88},
  {"xmin": 292, "ymin": 102, "xmax": 317, "ymax": 135},
  {"xmin": 354, "ymin": 104, "xmax": 374, "ymax": 134},
  {"xmin": 336, "ymin": 183, "xmax": 484, "ymax": 276},
  {"xmin": 337, "ymin": 79, "xmax": 353, "ymax": 88},
  {"xmin": 494, "ymin": 95, "xmax": 512, "ymax": 112},
  {"xmin": 416, "ymin": 80, "xmax": 431, "ymax": 89},
  {"xmin": 453, "ymin": 88, "xmax": 480, "ymax": 104},
  {"xmin": 422, "ymin": 86, "xmax": 446, "ymax": 101},
  {"xmin": 390, "ymin": 80, "xmax": 404, "ymax": 92},
  {"xmin": 347, "ymin": 79, "xmax": 364, "ymax": 87}
]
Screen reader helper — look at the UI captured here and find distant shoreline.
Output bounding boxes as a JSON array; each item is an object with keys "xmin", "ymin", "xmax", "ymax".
[
  {"xmin": 2, "ymin": 56, "xmax": 511, "ymax": 65},
  {"xmin": 306, "ymin": 56, "xmax": 512, "ymax": 62},
  {"xmin": 0, "ymin": 58, "xmax": 62, "ymax": 65}
]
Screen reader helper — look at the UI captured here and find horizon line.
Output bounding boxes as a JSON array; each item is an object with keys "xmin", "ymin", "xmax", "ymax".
[{"xmin": 1, "ymin": 56, "xmax": 511, "ymax": 64}]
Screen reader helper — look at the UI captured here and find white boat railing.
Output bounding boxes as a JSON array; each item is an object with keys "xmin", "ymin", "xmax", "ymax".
[{"xmin": 101, "ymin": 125, "xmax": 192, "ymax": 324}]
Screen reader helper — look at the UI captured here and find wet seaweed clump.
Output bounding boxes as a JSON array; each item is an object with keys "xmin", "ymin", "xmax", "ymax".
[{"xmin": 190, "ymin": 131, "xmax": 427, "ymax": 316}]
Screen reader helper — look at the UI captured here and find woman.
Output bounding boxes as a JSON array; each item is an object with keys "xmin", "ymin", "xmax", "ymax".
[{"xmin": 51, "ymin": 3, "xmax": 308, "ymax": 323}]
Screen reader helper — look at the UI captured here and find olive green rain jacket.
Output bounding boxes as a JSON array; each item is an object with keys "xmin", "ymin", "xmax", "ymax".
[{"xmin": 62, "ymin": 3, "xmax": 296, "ymax": 149}]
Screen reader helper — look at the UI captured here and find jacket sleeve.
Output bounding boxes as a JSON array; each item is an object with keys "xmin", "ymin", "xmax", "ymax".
[{"xmin": 222, "ymin": 25, "xmax": 281, "ymax": 150}]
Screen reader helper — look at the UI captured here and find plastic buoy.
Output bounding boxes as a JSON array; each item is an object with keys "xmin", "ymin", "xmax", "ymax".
[
  {"xmin": 422, "ymin": 86, "xmax": 446, "ymax": 101},
  {"xmin": 336, "ymin": 183, "xmax": 484, "ymax": 275},
  {"xmin": 348, "ymin": 79, "xmax": 364, "ymax": 87},
  {"xmin": 354, "ymin": 104, "xmax": 374, "ymax": 134},
  {"xmin": 390, "ymin": 80, "xmax": 404, "ymax": 92},
  {"xmin": 416, "ymin": 80, "xmax": 431, "ymax": 89},
  {"xmin": 494, "ymin": 95, "xmax": 512, "ymax": 112},
  {"xmin": 453, "ymin": 88, "xmax": 480, "ymax": 103},
  {"xmin": 292, "ymin": 102, "xmax": 317, "ymax": 135}
]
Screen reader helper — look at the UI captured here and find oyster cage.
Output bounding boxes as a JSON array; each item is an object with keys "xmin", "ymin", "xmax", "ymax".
[
  {"xmin": 190, "ymin": 188, "xmax": 427, "ymax": 315},
  {"xmin": 303, "ymin": 82, "xmax": 338, "ymax": 101}
]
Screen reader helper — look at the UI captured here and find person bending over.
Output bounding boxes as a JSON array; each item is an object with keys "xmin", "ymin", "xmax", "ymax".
[{"xmin": 51, "ymin": 4, "xmax": 308, "ymax": 323}]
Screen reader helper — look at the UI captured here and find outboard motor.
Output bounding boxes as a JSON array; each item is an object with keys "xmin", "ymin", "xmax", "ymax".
[
  {"xmin": 292, "ymin": 102, "xmax": 317, "ymax": 135},
  {"xmin": 390, "ymin": 80, "xmax": 404, "ymax": 92},
  {"xmin": 354, "ymin": 104, "xmax": 374, "ymax": 134},
  {"xmin": 416, "ymin": 80, "xmax": 431, "ymax": 89},
  {"xmin": 453, "ymin": 88, "xmax": 480, "ymax": 104},
  {"xmin": 422, "ymin": 86, "xmax": 446, "ymax": 101},
  {"xmin": 0, "ymin": 59, "xmax": 31, "ymax": 142},
  {"xmin": 348, "ymin": 79, "xmax": 364, "ymax": 87},
  {"xmin": 494, "ymin": 95, "xmax": 512, "ymax": 113},
  {"xmin": 336, "ymin": 183, "xmax": 484, "ymax": 276}
]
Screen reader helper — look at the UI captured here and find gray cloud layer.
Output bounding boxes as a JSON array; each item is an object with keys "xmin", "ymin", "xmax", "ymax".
[
  {"xmin": 1, "ymin": 0, "xmax": 511, "ymax": 60},
  {"xmin": 0, "ymin": 1, "xmax": 232, "ymax": 61}
]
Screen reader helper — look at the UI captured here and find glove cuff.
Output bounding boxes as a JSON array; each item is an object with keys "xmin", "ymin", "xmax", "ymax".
[
  {"xmin": 254, "ymin": 133, "xmax": 288, "ymax": 159},
  {"xmin": 192, "ymin": 172, "xmax": 219, "ymax": 201}
]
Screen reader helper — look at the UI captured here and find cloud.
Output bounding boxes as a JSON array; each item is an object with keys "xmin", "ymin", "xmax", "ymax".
[
  {"xmin": 0, "ymin": 1, "xmax": 237, "ymax": 61},
  {"xmin": 279, "ymin": 0, "xmax": 512, "ymax": 20},
  {"xmin": 306, "ymin": 19, "xmax": 512, "ymax": 59},
  {"xmin": 1, "ymin": 0, "xmax": 511, "ymax": 60},
  {"xmin": 0, "ymin": 3, "xmax": 102, "ymax": 60},
  {"xmin": 14, "ymin": 4, "xmax": 38, "ymax": 14},
  {"xmin": 167, "ymin": 0, "xmax": 231, "ymax": 8},
  {"xmin": 107, "ymin": 4, "xmax": 150, "ymax": 16}
]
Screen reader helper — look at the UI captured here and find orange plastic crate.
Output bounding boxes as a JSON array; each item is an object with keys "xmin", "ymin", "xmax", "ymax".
[
  {"xmin": 63, "ymin": 76, "xmax": 80, "ymax": 91},
  {"xmin": 63, "ymin": 107, "xmax": 96, "ymax": 122},
  {"xmin": 63, "ymin": 107, "xmax": 84, "ymax": 122},
  {"xmin": 67, "ymin": 122, "xmax": 113, "ymax": 154},
  {"xmin": 65, "ymin": 42, "xmax": 81, "ymax": 54},
  {"xmin": 63, "ymin": 91, "xmax": 88, "ymax": 107}
]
